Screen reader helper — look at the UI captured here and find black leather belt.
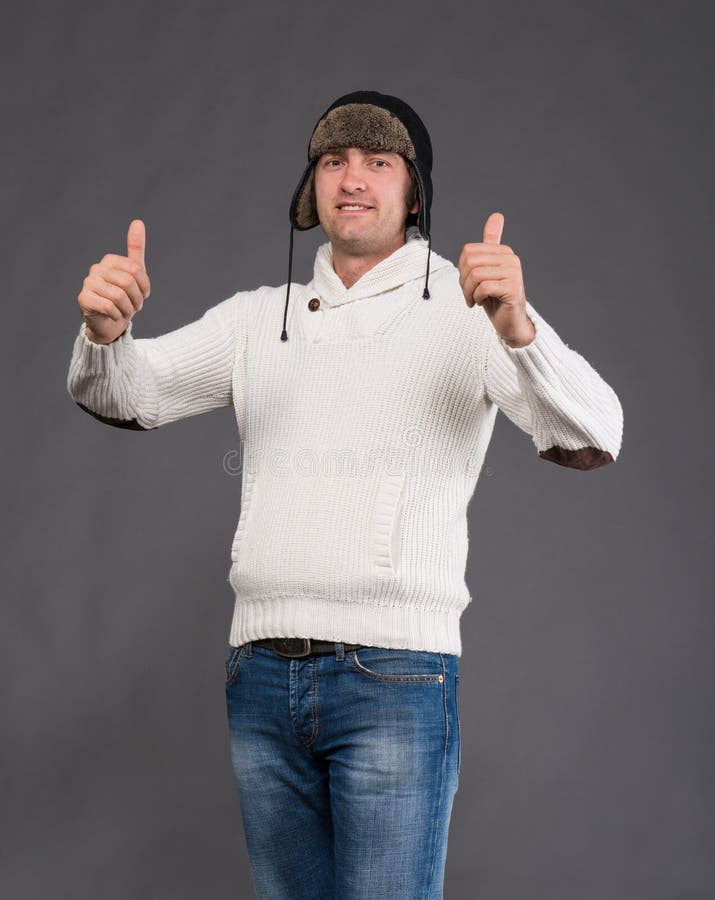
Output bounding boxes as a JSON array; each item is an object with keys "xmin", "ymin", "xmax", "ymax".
[{"xmin": 251, "ymin": 638, "xmax": 366, "ymax": 658}]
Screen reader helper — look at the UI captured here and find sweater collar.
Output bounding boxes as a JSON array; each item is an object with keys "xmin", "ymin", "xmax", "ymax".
[{"xmin": 311, "ymin": 226, "xmax": 451, "ymax": 309}]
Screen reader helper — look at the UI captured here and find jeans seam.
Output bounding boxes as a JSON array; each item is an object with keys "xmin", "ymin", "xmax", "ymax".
[
  {"xmin": 306, "ymin": 657, "xmax": 320, "ymax": 748},
  {"xmin": 456, "ymin": 673, "xmax": 461, "ymax": 776},
  {"xmin": 424, "ymin": 652, "xmax": 449, "ymax": 895}
]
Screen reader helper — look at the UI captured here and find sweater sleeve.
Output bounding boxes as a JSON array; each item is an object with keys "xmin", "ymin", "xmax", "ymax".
[
  {"xmin": 482, "ymin": 300, "xmax": 623, "ymax": 470},
  {"xmin": 66, "ymin": 292, "xmax": 239, "ymax": 430}
]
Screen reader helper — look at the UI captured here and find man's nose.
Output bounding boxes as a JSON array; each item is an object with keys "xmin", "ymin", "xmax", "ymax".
[{"xmin": 339, "ymin": 162, "xmax": 367, "ymax": 192}]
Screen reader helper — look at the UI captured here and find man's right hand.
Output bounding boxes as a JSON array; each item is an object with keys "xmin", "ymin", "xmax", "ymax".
[{"xmin": 77, "ymin": 219, "xmax": 152, "ymax": 344}]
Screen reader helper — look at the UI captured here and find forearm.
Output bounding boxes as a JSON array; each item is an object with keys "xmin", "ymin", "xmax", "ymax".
[
  {"xmin": 67, "ymin": 293, "xmax": 239, "ymax": 431},
  {"xmin": 67, "ymin": 319, "xmax": 151, "ymax": 428},
  {"xmin": 484, "ymin": 300, "xmax": 624, "ymax": 468}
]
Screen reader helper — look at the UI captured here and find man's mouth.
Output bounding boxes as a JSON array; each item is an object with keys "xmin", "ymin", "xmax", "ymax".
[{"xmin": 336, "ymin": 204, "xmax": 373, "ymax": 213}]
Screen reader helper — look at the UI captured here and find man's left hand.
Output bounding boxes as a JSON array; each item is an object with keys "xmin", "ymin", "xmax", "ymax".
[{"xmin": 458, "ymin": 212, "xmax": 535, "ymax": 348}]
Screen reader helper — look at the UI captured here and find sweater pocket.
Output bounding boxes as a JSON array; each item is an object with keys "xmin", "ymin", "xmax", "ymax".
[
  {"xmin": 370, "ymin": 471, "xmax": 406, "ymax": 576},
  {"xmin": 230, "ymin": 468, "xmax": 257, "ymax": 563}
]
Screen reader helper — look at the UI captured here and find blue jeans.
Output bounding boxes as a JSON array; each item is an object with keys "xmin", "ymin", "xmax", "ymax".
[{"xmin": 224, "ymin": 640, "xmax": 461, "ymax": 900}]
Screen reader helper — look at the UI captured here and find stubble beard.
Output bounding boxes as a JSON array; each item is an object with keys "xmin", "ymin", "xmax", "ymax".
[{"xmin": 322, "ymin": 210, "xmax": 409, "ymax": 258}]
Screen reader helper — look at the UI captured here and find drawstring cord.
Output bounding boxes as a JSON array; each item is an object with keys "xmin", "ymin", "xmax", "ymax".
[
  {"xmin": 281, "ymin": 224, "xmax": 295, "ymax": 342},
  {"xmin": 422, "ymin": 232, "xmax": 432, "ymax": 299}
]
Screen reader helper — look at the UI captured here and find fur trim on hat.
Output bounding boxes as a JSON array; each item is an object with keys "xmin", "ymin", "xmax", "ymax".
[{"xmin": 308, "ymin": 103, "xmax": 416, "ymax": 161}]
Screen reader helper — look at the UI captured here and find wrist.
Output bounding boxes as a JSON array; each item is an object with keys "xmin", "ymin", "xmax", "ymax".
[
  {"xmin": 84, "ymin": 323, "xmax": 127, "ymax": 345},
  {"xmin": 501, "ymin": 317, "xmax": 536, "ymax": 348}
]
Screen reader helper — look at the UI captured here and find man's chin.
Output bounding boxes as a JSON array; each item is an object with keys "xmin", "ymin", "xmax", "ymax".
[{"xmin": 326, "ymin": 229, "xmax": 376, "ymax": 255}]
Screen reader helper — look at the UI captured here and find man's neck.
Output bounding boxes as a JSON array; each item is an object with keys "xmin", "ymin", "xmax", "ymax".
[{"xmin": 331, "ymin": 237, "xmax": 406, "ymax": 290}]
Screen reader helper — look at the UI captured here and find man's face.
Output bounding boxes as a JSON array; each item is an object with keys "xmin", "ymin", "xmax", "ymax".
[{"xmin": 314, "ymin": 146, "xmax": 419, "ymax": 256}]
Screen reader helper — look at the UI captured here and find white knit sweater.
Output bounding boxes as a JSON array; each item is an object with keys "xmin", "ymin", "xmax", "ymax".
[{"xmin": 67, "ymin": 229, "xmax": 623, "ymax": 655}]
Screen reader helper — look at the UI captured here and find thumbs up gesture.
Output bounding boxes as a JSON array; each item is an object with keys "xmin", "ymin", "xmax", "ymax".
[
  {"xmin": 77, "ymin": 219, "xmax": 152, "ymax": 344},
  {"xmin": 458, "ymin": 212, "xmax": 535, "ymax": 348}
]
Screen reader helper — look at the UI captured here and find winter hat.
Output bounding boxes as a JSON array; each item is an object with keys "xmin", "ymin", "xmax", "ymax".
[{"xmin": 281, "ymin": 90, "xmax": 434, "ymax": 341}]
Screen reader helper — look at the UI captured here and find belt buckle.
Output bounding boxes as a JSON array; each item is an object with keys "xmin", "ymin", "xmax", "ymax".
[{"xmin": 272, "ymin": 638, "xmax": 311, "ymax": 658}]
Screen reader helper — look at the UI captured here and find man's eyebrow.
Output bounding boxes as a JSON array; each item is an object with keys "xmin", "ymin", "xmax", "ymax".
[{"xmin": 324, "ymin": 147, "xmax": 397, "ymax": 156}]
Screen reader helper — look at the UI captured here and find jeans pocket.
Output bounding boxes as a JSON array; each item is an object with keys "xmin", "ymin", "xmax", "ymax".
[
  {"xmin": 225, "ymin": 645, "xmax": 242, "ymax": 687},
  {"xmin": 351, "ymin": 648, "xmax": 444, "ymax": 682}
]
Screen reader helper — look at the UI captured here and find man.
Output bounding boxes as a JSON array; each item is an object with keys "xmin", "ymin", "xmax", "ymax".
[{"xmin": 67, "ymin": 90, "xmax": 623, "ymax": 899}]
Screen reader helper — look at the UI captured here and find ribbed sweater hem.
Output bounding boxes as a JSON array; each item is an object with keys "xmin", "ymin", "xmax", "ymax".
[{"xmin": 227, "ymin": 592, "xmax": 464, "ymax": 657}]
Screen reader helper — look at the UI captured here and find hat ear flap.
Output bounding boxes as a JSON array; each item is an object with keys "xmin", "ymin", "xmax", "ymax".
[{"xmin": 289, "ymin": 160, "xmax": 319, "ymax": 230}]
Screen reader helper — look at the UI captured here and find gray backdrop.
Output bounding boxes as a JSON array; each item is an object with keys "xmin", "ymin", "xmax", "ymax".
[{"xmin": 3, "ymin": 0, "xmax": 713, "ymax": 897}]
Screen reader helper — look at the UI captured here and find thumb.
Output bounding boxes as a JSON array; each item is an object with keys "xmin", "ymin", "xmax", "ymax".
[
  {"xmin": 483, "ymin": 212, "xmax": 504, "ymax": 245},
  {"xmin": 127, "ymin": 219, "xmax": 146, "ymax": 269}
]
